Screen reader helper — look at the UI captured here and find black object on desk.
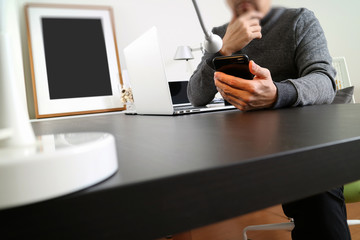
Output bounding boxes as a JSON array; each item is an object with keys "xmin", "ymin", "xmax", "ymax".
[{"xmin": 1, "ymin": 104, "xmax": 360, "ymax": 239}]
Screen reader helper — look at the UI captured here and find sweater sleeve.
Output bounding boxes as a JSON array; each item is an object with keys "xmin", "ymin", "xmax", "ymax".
[
  {"xmin": 187, "ymin": 26, "xmax": 227, "ymax": 106},
  {"xmin": 288, "ymin": 9, "xmax": 336, "ymax": 106},
  {"xmin": 187, "ymin": 51, "xmax": 219, "ymax": 106}
]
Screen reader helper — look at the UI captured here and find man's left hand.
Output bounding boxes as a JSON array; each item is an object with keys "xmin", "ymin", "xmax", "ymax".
[{"xmin": 214, "ymin": 60, "xmax": 277, "ymax": 111}]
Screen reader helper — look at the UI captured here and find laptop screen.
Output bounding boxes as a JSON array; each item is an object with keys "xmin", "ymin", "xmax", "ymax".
[{"xmin": 169, "ymin": 81, "xmax": 190, "ymax": 104}]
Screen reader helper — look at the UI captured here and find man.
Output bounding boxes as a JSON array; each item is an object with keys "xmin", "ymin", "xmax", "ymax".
[{"xmin": 187, "ymin": 0, "xmax": 351, "ymax": 239}]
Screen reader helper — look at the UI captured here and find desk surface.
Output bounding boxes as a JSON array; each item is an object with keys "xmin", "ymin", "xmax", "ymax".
[{"xmin": 1, "ymin": 104, "xmax": 360, "ymax": 239}]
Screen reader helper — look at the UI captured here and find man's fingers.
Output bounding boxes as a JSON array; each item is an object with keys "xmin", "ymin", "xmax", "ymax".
[
  {"xmin": 252, "ymin": 31, "xmax": 262, "ymax": 39},
  {"xmin": 249, "ymin": 18, "xmax": 261, "ymax": 26},
  {"xmin": 214, "ymin": 72, "xmax": 252, "ymax": 93},
  {"xmin": 214, "ymin": 72, "xmax": 242, "ymax": 87},
  {"xmin": 217, "ymin": 86, "xmax": 248, "ymax": 111},
  {"xmin": 250, "ymin": 26, "xmax": 262, "ymax": 38}
]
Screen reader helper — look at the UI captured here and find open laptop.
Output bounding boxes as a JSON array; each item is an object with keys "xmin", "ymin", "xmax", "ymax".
[{"xmin": 123, "ymin": 27, "xmax": 235, "ymax": 115}]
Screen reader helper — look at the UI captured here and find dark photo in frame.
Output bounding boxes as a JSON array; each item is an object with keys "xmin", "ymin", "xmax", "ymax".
[{"xmin": 26, "ymin": 4, "xmax": 125, "ymax": 118}]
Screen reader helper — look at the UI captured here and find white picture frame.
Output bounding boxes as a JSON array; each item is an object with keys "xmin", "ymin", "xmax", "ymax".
[{"xmin": 25, "ymin": 4, "xmax": 125, "ymax": 118}]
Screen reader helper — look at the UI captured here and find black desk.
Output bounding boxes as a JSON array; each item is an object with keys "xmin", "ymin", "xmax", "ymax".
[{"xmin": 1, "ymin": 104, "xmax": 360, "ymax": 239}]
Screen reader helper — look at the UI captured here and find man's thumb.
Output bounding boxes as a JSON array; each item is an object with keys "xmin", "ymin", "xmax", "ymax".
[{"xmin": 249, "ymin": 60, "xmax": 269, "ymax": 79}]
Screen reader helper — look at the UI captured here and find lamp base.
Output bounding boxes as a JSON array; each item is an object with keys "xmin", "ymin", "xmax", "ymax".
[{"xmin": 0, "ymin": 132, "xmax": 118, "ymax": 210}]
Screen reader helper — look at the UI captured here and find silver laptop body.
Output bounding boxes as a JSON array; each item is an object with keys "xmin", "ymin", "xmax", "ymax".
[{"xmin": 123, "ymin": 27, "xmax": 235, "ymax": 115}]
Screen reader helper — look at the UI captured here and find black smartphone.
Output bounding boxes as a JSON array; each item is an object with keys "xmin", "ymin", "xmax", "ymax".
[
  {"xmin": 212, "ymin": 54, "xmax": 254, "ymax": 80},
  {"xmin": 212, "ymin": 54, "xmax": 254, "ymax": 105}
]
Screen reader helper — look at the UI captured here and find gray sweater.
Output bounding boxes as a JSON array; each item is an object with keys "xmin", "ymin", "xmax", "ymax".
[{"xmin": 187, "ymin": 7, "xmax": 336, "ymax": 108}]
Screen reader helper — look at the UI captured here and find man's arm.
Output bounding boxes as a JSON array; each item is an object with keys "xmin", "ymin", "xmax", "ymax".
[
  {"xmin": 187, "ymin": 51, "xmax": 220, "ymax": 107},
  {"xmin": 287, "ymin": 9, "xmax": 336, "ymax": 106},
  {"xmin": 188, "ymin": 10, "xmax": 263, "ymax": 107}
]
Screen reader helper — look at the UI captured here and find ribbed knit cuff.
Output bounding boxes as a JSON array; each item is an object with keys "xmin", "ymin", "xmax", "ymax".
[{"xmin": 272, "ymin": 81, "xmax": 298, "ymax": 109}]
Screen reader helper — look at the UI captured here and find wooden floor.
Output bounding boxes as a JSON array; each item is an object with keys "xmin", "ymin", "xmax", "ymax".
[
  {"xmin": 348, "ymin": 202, "xmax": 360, "ymax": 240},
  {"xmin": 158, "ymin": 202, "xmax": 360, "ymax": 240}
]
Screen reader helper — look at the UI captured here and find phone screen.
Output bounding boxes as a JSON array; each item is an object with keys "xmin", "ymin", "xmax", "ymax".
[{"xmin": 212, "ymin": 54, "xmax": 254, "ymax": 80}]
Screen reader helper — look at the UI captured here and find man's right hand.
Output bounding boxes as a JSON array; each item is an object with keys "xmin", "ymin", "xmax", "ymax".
[{"xmin": 220, "ymin": 11, "xmax": 264, "ymax": 56}]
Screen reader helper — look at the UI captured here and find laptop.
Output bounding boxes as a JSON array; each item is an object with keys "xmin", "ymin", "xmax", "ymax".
[{"xmin": 123, "ymin": 27, "xmax": 235, "ymax": 115}]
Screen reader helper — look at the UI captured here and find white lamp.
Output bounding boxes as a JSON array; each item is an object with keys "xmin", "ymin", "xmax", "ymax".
[
  {"xmin": 0, "ymin": 0, "xmax": 118, "ymax": 210},
  {"xmin": 0, "ymin": 2, "xmax": 35, "ymax": 147},
  {"xmin": 173, "ymin": 44, "xmax": 203, "ymax": 61},
  {"xmin": 174, "ymin": 0, "xmax": 222, "ymax": 60},
  {"xmin": 174, "ymin": 46, "xmax": 194, "ymax": 61},
  {"xmin": 191, "ymin": 0, "xmax": 222, "ymax": 53}
]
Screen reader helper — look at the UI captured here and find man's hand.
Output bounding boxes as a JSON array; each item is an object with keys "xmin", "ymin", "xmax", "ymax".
[
  {"xmin": 220, "ymin": 11, "xmax": 263, "ymax": 56},
  {"xmin": 214, "ymin": 61, "xmax": 277, "ymax": 111}
]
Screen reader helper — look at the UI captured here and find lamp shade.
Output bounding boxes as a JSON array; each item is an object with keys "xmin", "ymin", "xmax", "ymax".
[{"xmin": 174, "ymin": 46, "xmax": 194, "ymax": 60}]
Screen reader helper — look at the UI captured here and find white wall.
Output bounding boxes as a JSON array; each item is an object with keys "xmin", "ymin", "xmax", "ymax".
[
  {"xmin": 4, "ymin": 0, "xmax": 360, "ymax": 118},
  {"xmin": 13, "ymin": 0, "xmax": 230, "ymax": 118}
]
